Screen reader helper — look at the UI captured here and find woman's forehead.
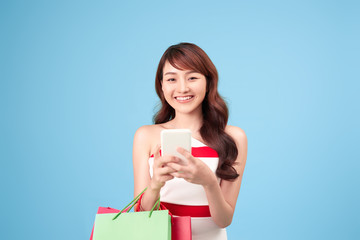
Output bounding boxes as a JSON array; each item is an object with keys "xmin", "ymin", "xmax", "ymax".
[{"xmin": 163, "ymin": 60, "xmax": 193, "ymax": 73}]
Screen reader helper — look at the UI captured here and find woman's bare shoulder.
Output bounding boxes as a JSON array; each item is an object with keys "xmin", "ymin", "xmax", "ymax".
[
  {"xmin": 225, "ymin": 125, "xmax": 248, "ymax": 166},
  {"xmin": 225, "ymin": 125, "xmax": 247, "ymax": 145},
  {"xmin": 134, "ymin": 124, "xmax": 161, "ymax": 141},
  {"xmin": 135, "ymin": 124, "xmax": 157, "ymax": 135},
  {"xmin": 133, "ymin": 124, "xmax": 165, "ymax": 153}
]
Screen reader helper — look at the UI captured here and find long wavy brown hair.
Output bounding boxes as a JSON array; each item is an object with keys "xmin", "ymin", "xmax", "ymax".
[{"xmin": 153, "ymin": 42, "xmax": 239, "ymax": 180}]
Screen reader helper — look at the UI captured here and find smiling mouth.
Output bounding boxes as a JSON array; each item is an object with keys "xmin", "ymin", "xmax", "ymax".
[{"xmin": 175, "ymin": 96, "xmax": 194, "ymax": 100}]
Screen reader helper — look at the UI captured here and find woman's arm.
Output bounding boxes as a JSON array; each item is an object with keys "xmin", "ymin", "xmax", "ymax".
[
  {"xmin": 170, "ymin": 126, "xmax": 248, "ymax": 228},
  {"xmin": 209, "ymin": 126, "xmax": 248, "ymax": 227},
  {"xmin": 133, "ymin": 126, "xmax": 157, "ymax": 210},
  {"xmin": 133, "ymin": 126, "xmax": 178, "ymax": 211}
]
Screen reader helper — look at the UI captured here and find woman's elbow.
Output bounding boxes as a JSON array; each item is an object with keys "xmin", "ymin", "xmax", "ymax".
[{"xmin": 214, "ymin": 216, "xmax": 233, "ymax": 228}]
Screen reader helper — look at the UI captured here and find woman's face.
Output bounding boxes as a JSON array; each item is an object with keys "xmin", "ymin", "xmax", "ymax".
[{"xmin": 161, "ymin": 60, "xmax": 207, "ymax": 115}]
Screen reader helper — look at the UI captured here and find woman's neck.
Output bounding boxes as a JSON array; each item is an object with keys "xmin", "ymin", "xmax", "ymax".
[{"xmin": 167, "ymin": 110, "xmax": 203, "ymax": 134}]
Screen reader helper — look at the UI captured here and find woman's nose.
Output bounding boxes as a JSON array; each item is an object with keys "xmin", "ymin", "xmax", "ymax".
[{"xmin": 177, "ymin": 79, "xmax": 189, "ymax": 93}]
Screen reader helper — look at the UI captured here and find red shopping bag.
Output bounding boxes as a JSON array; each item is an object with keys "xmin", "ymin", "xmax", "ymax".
[{"xmin": 172, "ymin": 215, "xmax": 192, "ymax": 240}]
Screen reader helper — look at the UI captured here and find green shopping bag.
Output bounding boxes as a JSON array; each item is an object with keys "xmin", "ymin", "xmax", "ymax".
[{"xmin": 93, "ymin": 188, "xmax": 171, "ymax": 240}]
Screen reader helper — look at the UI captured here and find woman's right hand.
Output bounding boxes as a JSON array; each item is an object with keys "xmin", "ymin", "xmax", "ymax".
[{"xmin": 150, "ymin": 144, "xmax": 179, "ymax": 191}]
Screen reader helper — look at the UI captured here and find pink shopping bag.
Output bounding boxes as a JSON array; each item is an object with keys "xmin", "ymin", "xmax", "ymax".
[{"xmin": 172, "ymin": 215, "xmax": 192, "ymax": 240}]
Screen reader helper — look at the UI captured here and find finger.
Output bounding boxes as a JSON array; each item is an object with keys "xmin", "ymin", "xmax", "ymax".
[
  {"xmin": 153, "ymin": 144, "xmax": 161, "ymax": 159},
  {"xmin": 158, "ymin": 166, "xmax": 177, "ymax": 175},
  {"xmin": 176, "ymin": 147, "xmax": 195, "ymax": 162},
  {"xmin": 170, "ymin": 171, "xmax": 188, "ymax": 179},
  {"xmin": 170, "ymin": 171, "xmax": 181, "ymax": 178},
  {"xmin": 167, "ymin": 163, "xmax": 186, "ymax": 172},
  {"xmin": 153, "ymin": 145, "xmax": 163, "ymax": 168},
  {"xmin": 159, "ymin": 156, "xmax": 180, "ymax": 165},
  {"xmin": 161, "ymin": 175, "xmax": 174, "ymax": 182}
]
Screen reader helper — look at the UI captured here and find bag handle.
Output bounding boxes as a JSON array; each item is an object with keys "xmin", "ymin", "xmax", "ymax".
[
  {"xmin": 112, "ymin": 188, "xmax": 161, "ymax": 220},
  {"xmin": 136, "ymin": 190, "xmax": 173, "ymax": 220},
  {"xmin": 112, "ymin": 188, "xmax": 147, "ymax": 220},
  {"xmin": 149, "ymin": 198, "xmax": 161, "ymax": 217}
]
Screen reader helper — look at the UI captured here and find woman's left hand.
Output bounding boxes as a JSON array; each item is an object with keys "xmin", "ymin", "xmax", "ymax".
[{"xmin": 167, "ymin": 147, "xmax": 217, "ymax": 187}]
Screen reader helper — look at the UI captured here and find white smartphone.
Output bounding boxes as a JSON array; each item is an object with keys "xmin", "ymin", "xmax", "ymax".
[{"xmin": 161, "ymin": 129, "xmax": 192, "ymax": 163}]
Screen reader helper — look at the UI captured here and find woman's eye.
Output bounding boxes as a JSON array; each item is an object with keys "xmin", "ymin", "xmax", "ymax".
[
  {"xmin": 189, "ymin": 77, "xmax": 197, "ymax": 80},
  {"xmin": 167, "ymin": 78, "xmax": 175, "ymax": 82}
]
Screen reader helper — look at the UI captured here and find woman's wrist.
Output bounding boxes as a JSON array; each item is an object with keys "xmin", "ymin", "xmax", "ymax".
[
  {"xmin": 149, "ymin": 180, "xmax": 162, "ymax": 194},
  {"xmin": 202, "ymin": 173, "xmax": 218, "ymax": 190},
  {"xmin": 139, "ymin": 182, "xmax": 161, "ymax": 211}
]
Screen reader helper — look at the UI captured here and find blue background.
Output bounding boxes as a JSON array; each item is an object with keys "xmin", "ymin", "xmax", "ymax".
[{"xmin": 1, "ymin": 0, "xmax": 359, "ymax": 239}]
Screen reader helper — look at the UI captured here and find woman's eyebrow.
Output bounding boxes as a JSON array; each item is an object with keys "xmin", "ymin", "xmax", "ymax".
[
  {"xmin": 164, "ymin": 70, "xmax": 198, "ymax": 76},
  {"xmin": 185, "ymin": 70, "xmax": 198, "ymax": 74},
  {"xmin": 164, "ymin": 72, "xmax": 176, "ymax": 76}
]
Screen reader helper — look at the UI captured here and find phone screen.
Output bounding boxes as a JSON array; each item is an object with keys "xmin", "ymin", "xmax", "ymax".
[{"xmin": 161, "ymin": 129, "xmax": 191, "ymax": 162}]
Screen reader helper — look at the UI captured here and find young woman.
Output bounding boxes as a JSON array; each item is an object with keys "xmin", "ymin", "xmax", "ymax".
[{"xmin": 133, "ymin": 42, "xmax": 248, "ymax": 240}]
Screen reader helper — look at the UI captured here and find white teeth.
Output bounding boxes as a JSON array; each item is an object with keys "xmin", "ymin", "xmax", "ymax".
[{"xmin": 176, "ymin": 96, "xmax": 193, "ymax": 100}]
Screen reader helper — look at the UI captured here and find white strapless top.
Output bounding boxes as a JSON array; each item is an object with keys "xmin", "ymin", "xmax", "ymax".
[
  {"xmin": 149, "ymin": 137, "xmax": 220, "ymax": 205},
  {"xmin": 148, "ymin": 137, "xmax": 228, "ymax": 240}
]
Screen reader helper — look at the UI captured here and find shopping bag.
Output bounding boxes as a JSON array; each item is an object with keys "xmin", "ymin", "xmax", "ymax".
[
  {"xmin": 89, "ymin": 207, "xmax": 120, "ymax": 240},
  {"xmin": 172, "ymin": 216, "xmax": 192, "ymax": 240},
  {"xmin": 92, "ymin": 188, "xmax": 171, "ymax": 240},
  {"xmin": 90, "ymin": 207, "xmax": 192, "ymax": 240},
  {"xmin": 136, "ymin": 190, "xmax": 192, "ymax": 240}
]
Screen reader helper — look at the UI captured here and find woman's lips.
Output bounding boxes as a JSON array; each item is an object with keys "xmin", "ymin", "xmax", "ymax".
[{"xmin": 174, "ymin": 95, "xmax": 194, "ymax": 103}]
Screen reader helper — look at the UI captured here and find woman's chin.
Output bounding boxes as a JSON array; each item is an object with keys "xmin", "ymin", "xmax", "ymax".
[{"xmin": 173, "ymin": 105, "xmax": 203, "ymax": 116}]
